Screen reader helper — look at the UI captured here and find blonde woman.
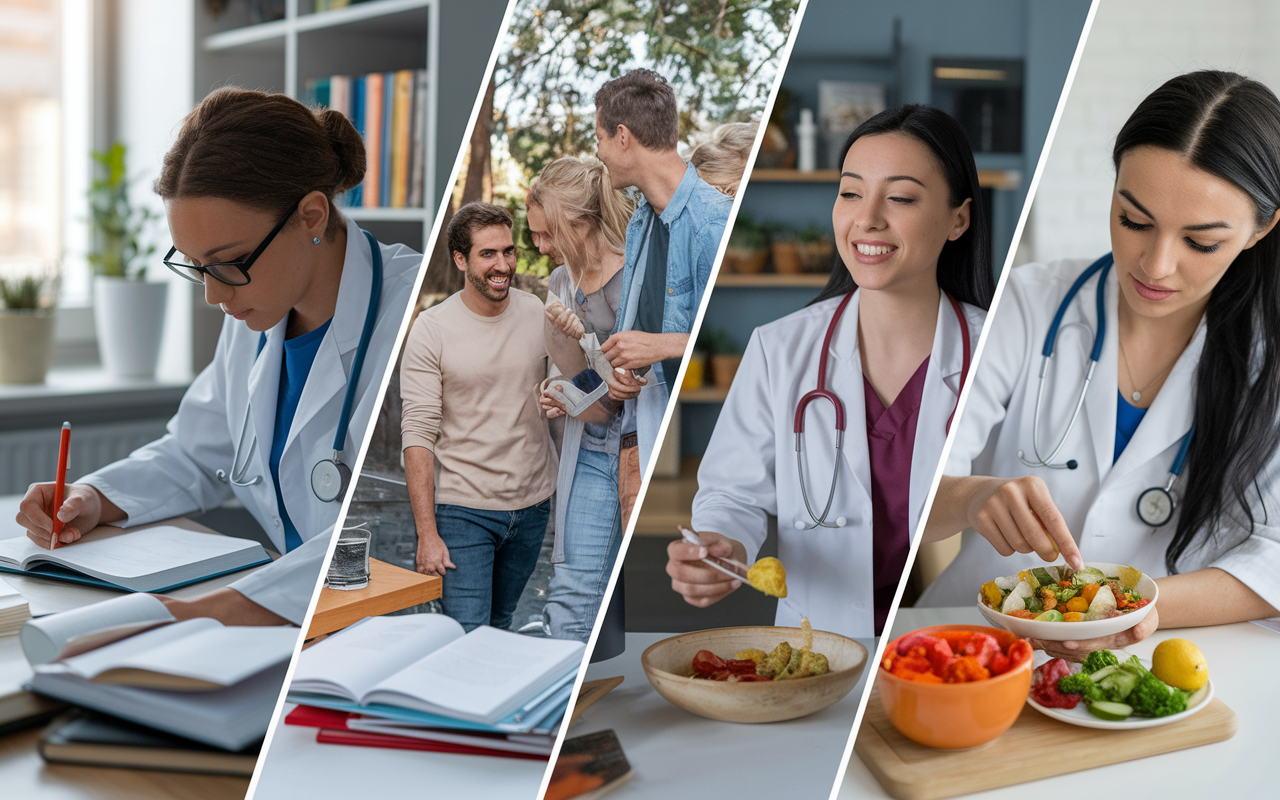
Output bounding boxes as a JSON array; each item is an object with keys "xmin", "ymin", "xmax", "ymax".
[
  {"xmin": 529, "ymin": 155, "xmax": 636, "ymax": 641},
  {"xmin": 689, "ymin": 121, "xmax": 757, "ymax": 196}
]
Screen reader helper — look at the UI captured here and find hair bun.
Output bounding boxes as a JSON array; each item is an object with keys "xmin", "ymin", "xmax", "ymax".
[{"xmin": 318, "ymin": 108, "xmax": 367, "ymax": 193}]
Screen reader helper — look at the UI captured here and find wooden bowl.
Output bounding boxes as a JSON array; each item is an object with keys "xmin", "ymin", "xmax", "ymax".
[{"xmin": 640, "ymin": 626, "xmax": 868, "ymax": 723}]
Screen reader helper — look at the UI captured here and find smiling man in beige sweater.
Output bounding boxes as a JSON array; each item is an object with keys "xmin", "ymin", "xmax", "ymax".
[{"xmin": 400, "ymin": 201, "xmax": 557, "ymax": 631}]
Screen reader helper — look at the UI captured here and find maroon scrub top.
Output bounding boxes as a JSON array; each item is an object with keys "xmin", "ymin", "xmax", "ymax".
[{"xmin": 864, "ymin": 356, "xmax": 929, "ymax": 634}]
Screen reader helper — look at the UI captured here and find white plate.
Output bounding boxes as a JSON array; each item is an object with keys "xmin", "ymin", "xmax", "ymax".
[
  {"xmin": 1025, "ymin": 655, "xmax": 1212, "ymax": 730},
  {"xmin": 976, "ymin": 561, "xmax": 1158, "ymax": 641}
]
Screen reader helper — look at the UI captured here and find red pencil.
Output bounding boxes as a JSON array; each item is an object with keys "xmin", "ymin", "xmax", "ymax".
[{"xmin": 51, "ymin": 421, "xmax": 70, "ymax": 549}]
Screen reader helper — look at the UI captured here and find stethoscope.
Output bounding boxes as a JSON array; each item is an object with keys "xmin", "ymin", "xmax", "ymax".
[
  {"xmin": 216, "ymin": 229, "xmax": 383, "ymax": 505},
  {"xmin": 1015, "ymin": 252, "xmax": 1194, "ymax": 527},
  {"xmin": 793, "ymin": 290, "xmax": 971, "ymax": 530}
]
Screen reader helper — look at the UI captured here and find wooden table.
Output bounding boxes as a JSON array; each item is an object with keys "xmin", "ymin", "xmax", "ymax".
[{"xmin": 305, "ymin": 559, "xmax": 441, "ymax": 639}]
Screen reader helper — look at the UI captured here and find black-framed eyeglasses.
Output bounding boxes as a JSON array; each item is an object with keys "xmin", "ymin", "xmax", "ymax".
[{"xmin": 162, "ymin": 202, "xmax": 300, "ymax": 287}]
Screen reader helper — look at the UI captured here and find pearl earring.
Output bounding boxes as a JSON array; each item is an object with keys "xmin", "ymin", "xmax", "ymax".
[{"xmin": 313, "ymin": 237, "xmax": 321, "ymax": 245}]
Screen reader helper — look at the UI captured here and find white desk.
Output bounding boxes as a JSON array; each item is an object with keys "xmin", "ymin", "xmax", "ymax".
[
  {"xmin": 252, "ymin": 705, "xmax": 549, "ymax": 799},
  {"xmin": 838, "ymin": 607, "xmax": 1277, "ymax": 798},
  {"xmin": 573, "ymin": 630, "xmax": 876, "ymax": 799}
]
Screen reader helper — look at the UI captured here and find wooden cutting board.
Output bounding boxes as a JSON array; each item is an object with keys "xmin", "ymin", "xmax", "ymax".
[{"xmin": 855, "ymin": 685, "xmax": 1237, "ymax": 800}]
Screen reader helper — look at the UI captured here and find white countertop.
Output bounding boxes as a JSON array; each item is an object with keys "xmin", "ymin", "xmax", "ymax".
[
  {"xmin": 252, "ymin": 705, "xmax": 549, "ymax": 799},
  {"xmin": 838, "ymin": 606, "xmax": 1277, "ymax": 798},
  {"xmin": 573, "ymin": 630, "xmax": 877, "ymax": 799}
]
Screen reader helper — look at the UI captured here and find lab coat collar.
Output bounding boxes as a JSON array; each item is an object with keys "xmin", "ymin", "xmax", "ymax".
[
  {"xmin": 247, "ymin": 326, "xmax": 283, "ymax": 483},
  {"xmin": 285, "ymin": 217, "xmax": 378, "ymax": 453},
  {"xmin": 1105, "ymin": 315, "xmax": 1204, "ymax": 490}
]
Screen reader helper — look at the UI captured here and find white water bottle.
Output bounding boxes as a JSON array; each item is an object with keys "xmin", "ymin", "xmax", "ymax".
[{"xmin": 797, "ymin": 108, "xmax": 817, "ymax": 172}]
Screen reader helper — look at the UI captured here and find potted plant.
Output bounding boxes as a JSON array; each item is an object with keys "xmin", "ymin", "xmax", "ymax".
[
  {"xmin": 705, "ymin": 329, "xmax": 743, "ymax": 390},
  {"xmin": 770, "ymin": 226, "xmax": 804, "ymax": 275},
  {"xmin": 796, "ymin": 224, "xmax": 836, "ymax": 273},
  {"xmin": 89, "ymin": 142, "xmax": 165, "ymax": 378},
  {"xmin": 0, "ymin": 261, "xmax": 59, "ymax": 384},
  {"xmin": 722, "ymin": 212, "xmax": 768, "ymax": 275}
]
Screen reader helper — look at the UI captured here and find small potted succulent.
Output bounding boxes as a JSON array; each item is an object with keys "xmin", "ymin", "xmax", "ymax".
[
  {"xmin": 770, "ymin": 226, "xmax": 804, "ymax": 275},
  {"xmin": 88, "ymin": 143, "xmax": 165, "ymax": 378},
  {"xmin": 705, "ymin": 329, "xmax": 743, "ymax": 390},
  {"xmin": 722, "ymin": 212, "xmax": 768, "ymax": 275},
  {"xmin": 0, "ymin": 260, "xmax": 59, "ymax": 384}
]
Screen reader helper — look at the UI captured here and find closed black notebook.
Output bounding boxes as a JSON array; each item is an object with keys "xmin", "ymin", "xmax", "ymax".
[{"xmin": 38, "ymin": 709, "xmax": 261, "ymax": 776}]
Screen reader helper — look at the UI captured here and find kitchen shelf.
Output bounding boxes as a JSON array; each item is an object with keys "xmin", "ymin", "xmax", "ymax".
[
  {"xmin": 633, "ymin": 458, "xmax": 701, "ymax": 537},
  {"xmin": 715, "ymin": 272, "xmax": 829, "ymax": 288},
  {"xmin": 750, "ymin": 168, "xmax": 1021, "ymax": 190},
  {"xmin": 677, "ymin": 387, "xmax": 729, "ymax": 403}
]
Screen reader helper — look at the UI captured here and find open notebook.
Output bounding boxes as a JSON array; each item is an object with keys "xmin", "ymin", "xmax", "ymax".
[
  {"xmin": 290, "ymin": 614, "xmax": 585, "ymax": 728},
  {"xmin": 0, "ymin": 524, "xmax": 270, "ymax": 593}
]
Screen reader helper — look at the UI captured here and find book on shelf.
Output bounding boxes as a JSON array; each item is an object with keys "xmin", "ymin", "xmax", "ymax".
[
  {"xmin": 289, "ymin": 614, "xmax": 585, "ymax": 728},
  {"xmin": 0, "ymin": 576, "xmax": 31, "ymax": 637},
  {"xmin": 286, "ymin": 705, "xmax": 552, "ymax": 759},
  {"xmin": 39, "ymin": 709, "xmax": 260, "ymax": 776},
  {"xmin": 0, "ymin": 523, "xmax": 271, "ymax": 594},
  {"xmin": 303, "ymin": 67, "xmax": 428, "ymax": 211},
  {"xmin": 22, "ymin": 593, "xmax": 297, "ymax": 750}
]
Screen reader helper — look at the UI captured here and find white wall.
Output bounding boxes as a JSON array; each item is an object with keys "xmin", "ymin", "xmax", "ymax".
[
  {"xmin": 114, "ymin": 0, "xmax": 198, "ymax": 381},
  {"xmin": 1025, "ymin": 0, "xmax": 1280, "ymax": 265}
]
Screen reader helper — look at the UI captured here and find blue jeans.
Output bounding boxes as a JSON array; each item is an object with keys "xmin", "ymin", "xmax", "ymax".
[
  {"xmin": 544, "ymin": 448, "xmax": 623, "ymax": 641},
  {"xmin": 435, "ymin": 500, "xmax": 550, "ymax": 632}
]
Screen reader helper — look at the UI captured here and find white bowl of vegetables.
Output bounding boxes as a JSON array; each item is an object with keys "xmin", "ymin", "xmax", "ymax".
[{"xmin": 975, "ymin": 562, "xmax": 1158, "ymax": 642}]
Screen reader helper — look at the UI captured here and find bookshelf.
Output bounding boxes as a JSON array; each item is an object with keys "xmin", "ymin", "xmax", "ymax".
[{"xmin": 191, "ymin": 0, "xmax": 507, "ymax": 253}]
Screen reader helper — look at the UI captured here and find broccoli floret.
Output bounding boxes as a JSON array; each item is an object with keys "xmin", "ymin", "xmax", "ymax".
[
  {"xmin": 1057, "ymin": 672, "xmax": 1104, "ymax": 701},
  {"xmin": 1082, "ymin": 649, "xmax": 1120, "ymax": 675},
  {"xmin": 1127, "ymin": 675, "xmax": 1189, "ymax": 717}
]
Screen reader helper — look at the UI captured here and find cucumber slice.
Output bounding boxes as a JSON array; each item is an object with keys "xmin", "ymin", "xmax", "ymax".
[
  {"xmin": 1088, "ymin": 665, "xmax": 1119, "ymax": 682},
  {"xmin": 1034, "ymin": 610, "xmax": 1063, "ymax": 622},
  {"xmin": 1186, "ymin": 685, "xmax": 1209, "ymax": 709},
  {"xmin": 1086, "ymin": 700, "xmax": 1133, "ymax": 721}
]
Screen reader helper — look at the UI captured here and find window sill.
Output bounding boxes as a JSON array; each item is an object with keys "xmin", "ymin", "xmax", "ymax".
[{"xmin": 0, "ymin": 366, "xmax": 191, "ymax": 431}]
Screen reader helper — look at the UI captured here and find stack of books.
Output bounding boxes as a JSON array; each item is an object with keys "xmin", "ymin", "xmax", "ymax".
[
  {"xmin": 286, "ymin": 614, "xmax": 586, "ymax": 760},
  {"xmin": 0, "ymin": 577, "xmax": 30, "ymax": 636},
  {"xmin": 304, "ymin": 69, "xmax": 430, "ymax": 210}
]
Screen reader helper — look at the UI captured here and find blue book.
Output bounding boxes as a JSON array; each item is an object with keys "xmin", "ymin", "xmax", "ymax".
[
  {"xmin": 380, "ymin": 71, "xmax": 394, "ymax": 208},
  {"xmin": 348, "ymin": 76, "xmax": 365, "ymax": 207}
]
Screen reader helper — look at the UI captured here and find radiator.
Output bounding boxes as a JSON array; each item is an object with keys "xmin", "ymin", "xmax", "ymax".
[{"xmin": 0, "ymin": 419, "xmax": 170, "ymax": 496}]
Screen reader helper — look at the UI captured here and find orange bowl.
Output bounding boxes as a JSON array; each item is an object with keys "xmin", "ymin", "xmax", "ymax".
[{"xmin": 877, "ymin": 624, "xmax": 1031, "ymax": 749}]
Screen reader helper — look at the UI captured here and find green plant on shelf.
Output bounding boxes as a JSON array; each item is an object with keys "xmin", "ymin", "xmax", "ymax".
[
  {"xmin": 698, "ymin": 329, "xmax": 741, "ymax": 357},
  {"xmin": 0, "ymin": 262, "xmax": 58, "ymax": 311},
  {"xmin": 728, "ymin": 211, "xmax": 767, "ymax": 251},
  {"xmin": 88, "ymin": 143, "xmax": 158, "ymax": 281}
]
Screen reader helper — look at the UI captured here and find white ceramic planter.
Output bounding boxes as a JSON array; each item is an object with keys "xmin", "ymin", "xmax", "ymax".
[
  {"xmin": 94, "ymin": 276, "xmax": 168, "ymax": 378},
  {"xmin": 0, "ymin": 309, "xmax": 55, "ymax": 384}
]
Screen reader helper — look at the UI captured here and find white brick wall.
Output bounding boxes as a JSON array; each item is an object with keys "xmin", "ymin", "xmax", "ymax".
[{"xmin": 1025, "ymin": 0, "xmax": 1280, "ymax": 265}]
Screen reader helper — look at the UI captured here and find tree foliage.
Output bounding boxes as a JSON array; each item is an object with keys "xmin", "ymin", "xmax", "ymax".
[{"xmin": 495, "ymin": 0, "xmax": 797, "ymax": 179}]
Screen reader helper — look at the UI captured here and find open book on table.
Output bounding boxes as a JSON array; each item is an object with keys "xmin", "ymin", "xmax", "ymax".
[
  {"xmin": 289, "ymin": 614, "xmax": 585, "ymax": 730},
  {"xmin": 22, "ymin": 594, "xmax": 299, "ymax": 750},
  {"xmin": 0, "ymin": 523, "xmax": 270, "ymax": 593}
]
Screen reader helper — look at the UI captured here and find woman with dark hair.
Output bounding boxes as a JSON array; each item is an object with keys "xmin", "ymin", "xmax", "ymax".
[
  {"xmin": 923, "ymin": 70, "xmax": 1280, "ymax": 657},
  {"xmin": 14, "ymin": 87, "xmax": 420, "ymax": 626},
  {"xmin": 666, "ymin": 105, "xmax": 989, "ymax": 638}
]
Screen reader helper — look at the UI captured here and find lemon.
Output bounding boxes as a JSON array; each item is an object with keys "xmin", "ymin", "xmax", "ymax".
[{"xmin": 1151, "ymin": 639, "xmax": 1209, "ymax": 691}]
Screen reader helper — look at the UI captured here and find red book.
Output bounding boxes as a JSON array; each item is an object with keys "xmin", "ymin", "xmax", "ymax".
[{"xmin": 315, "ymin": 728, "xmax": 547, "ymax": 761}]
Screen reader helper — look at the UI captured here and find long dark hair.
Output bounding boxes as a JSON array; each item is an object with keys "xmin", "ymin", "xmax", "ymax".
[
  {"xmin": 1112, "ymin": 71, "xmax": 1280, "ymax": 573},
  {"xmin": 810, "ymin": 104, "xmax": 994, "ymax": 309}
]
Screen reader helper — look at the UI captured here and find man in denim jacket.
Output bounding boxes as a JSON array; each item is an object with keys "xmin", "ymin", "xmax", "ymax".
[{"xmin": 593, "ymin": 69, "xmax": 732, "ymax": 519}]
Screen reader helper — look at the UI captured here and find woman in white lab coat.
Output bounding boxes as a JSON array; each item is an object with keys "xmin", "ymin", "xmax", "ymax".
[
  {"xmin": 14, "ymin": 88, "xmax": 418, "ymax": 626},
  {"xmin": 923, "ymin": 71, "xmax": 1280, "ymax": 657},
  {"xmin": 669, "ymin": 106, "xmax": 992, "ymax": 638}
]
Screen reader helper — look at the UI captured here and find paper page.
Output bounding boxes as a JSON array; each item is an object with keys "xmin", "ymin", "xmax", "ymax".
[
  {"xmin": 65, "ymin": 622, "xmax": 299, "ymax": 688},
  {"xmin": 0, "ymin": 576, "xmax": 23, "ymax": 611},
  {"xmin": 20, "ymin": 593, "xmax": 175, "ymax": 665},
  {"xmin": 368, "ymin": 626, "xmax": 584, "ymax": 722},
  {"xmin": 291, "ymin": 614, "xmax": 465, "ymax": 701},
  {"xmin": 0, "ymin": 525, "xmax": 264, "ymax": 580}
]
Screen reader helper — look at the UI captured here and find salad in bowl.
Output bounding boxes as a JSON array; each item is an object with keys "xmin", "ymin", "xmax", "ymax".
[{"xmin": 975, "ymin": 562, "xmax": 1159, "ymax": 641}]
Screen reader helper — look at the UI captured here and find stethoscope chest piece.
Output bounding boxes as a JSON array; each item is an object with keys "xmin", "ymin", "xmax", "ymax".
[
  {"xmin": 1136, "ymin": 485, "xmax": 1175, "ymax": 527},
  {"xmin": 311, "ymin": 456, "xmax": 351, "ymax": 504}
]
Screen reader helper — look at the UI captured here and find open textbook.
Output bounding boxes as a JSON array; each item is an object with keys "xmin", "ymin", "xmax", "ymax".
[
  {"xmin": 290, "ymin": 614, "xmax": 585, "ymax": 726},
  {"xmin": 0, "ymin": 524, "xmax": 270, "ymax": 593},
  {"xmin": 22, "ymin": 595, "xmax": 298, "ymax": 749}
]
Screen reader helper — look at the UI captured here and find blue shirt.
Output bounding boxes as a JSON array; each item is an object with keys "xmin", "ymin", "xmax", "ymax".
[
  {"xmin": 1114, "ymin": 390, "xmax": 1146, "ymax": 463},
  {"xmin": 270, "ymin": 319, "xmax": 332, "ymax": 551},
  {"xmin": 613, "ymin": 163, "xmax": 731, "ymax": 464}
]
